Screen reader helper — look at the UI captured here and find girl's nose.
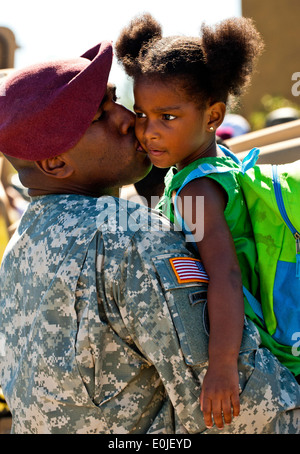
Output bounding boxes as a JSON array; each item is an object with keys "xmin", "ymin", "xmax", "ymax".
[{"xmin": 142, "ymin": 120, "xmax": 159, "ymax": 141}]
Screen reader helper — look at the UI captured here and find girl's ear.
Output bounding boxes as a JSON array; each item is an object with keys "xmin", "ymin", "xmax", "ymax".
[
  {"xmin": 206, "ymin": 102, "xmax": 226, "ymax": 132},
  {"xmin": 35, "ymin": 156, "xmax": 74, "ymax": 179}
]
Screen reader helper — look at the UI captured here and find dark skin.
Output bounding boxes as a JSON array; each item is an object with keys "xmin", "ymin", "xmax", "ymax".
[
  {"xmin": 6, "ymin": 84, "xmax": 151, "ymax": 198},
  {"xmin": 134, "ymin": 77, "xmax": 244, "ymax": 429}
]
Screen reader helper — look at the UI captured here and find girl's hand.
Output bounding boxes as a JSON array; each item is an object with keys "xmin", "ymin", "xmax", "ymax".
[{"xmin": 200, "ymin": 363, "xmax": 240, "ymax": 430}]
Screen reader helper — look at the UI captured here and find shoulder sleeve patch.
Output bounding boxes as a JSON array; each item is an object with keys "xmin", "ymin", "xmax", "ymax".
[{"xmin": 169, "ymin": 257, "xmax": 209, "ymax": 284}]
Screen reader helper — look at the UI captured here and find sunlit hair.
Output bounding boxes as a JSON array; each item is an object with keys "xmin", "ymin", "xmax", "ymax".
[{"xmin": 115, "ymin": 13, "xmax": 264, "ymax": 108}]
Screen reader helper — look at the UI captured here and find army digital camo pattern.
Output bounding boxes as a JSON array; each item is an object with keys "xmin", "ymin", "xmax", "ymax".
[{"xmin": 0, "ymin": 195, "xmax": 299, "ymax": 434}]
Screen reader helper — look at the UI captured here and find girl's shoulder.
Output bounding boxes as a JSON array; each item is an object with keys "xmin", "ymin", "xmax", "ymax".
[
  {"xmin": 164, "ymin": 150, "xmax": 239, "ymax": 195},
  {"xmin": 177, "ymin": 155, "xmax": 240, "ymax": 195}
]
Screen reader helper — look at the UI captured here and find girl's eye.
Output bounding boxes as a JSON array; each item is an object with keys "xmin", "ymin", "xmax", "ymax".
[{"xmin": 162, "ymin": 114, "xmax": 176, "ymax": 121}]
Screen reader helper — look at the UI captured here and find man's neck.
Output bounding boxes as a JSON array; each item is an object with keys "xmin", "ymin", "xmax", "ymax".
[{"xmin": 27, "ymin": 186, "xmax": 120, "ymax": 198}]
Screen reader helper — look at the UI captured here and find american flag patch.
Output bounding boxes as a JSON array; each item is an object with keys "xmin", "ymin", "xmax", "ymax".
[{"xmin": 169, "ymin": 257, "xmax": 209, "ymax": 284}]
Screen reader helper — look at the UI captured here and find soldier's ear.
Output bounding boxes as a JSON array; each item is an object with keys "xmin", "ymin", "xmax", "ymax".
[{"xmin": 35, "ymin": 156, "xmax": 74, "ymax": 179}]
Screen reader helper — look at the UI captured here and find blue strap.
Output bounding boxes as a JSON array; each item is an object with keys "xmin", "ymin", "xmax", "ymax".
[
  {"xmin": 272, "ymin": 165, "xmax": 299, "ymax": 236},
  {"xmin": 219, "ymin": 145, "xmax": 260, "ymax": 174},
  {"xmin": 272, "ymin": 165, "xmax": 300, "ymax": 279},
  {"xmin": 218, "ymin": 144, "xmax": 242, "ymax": 165},
  {"xmin": 242, "ymin": 286, "xmax": 265, "ymax": 323},
  {"xmin": 240, "ymin": 148, "xmax": 260, "ymax": 174}
]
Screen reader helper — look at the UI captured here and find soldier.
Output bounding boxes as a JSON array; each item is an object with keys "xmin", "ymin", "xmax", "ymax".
[{"xmin": 0, "ymin": 42, "xmax": 299, "ymax": 434}]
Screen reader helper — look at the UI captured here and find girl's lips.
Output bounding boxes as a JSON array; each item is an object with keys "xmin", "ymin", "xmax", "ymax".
[{"xmin": 148, "ymin": 149, "xmax": 165, "ymax": 157}]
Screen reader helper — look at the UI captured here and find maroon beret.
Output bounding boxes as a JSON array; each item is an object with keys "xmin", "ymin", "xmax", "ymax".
[{"xmin": 0, "ymin": 41, "xmax": 113, "ymax": 161}]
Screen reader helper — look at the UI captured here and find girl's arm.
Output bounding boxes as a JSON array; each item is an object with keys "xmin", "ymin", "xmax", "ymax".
[{"xmin": 177, "ymin": 177, "xmax": 244, "ymax": 430}]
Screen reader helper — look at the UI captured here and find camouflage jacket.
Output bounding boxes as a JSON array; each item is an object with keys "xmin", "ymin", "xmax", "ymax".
[{"xmin": 0, "ymin": 194, "xmax": 299, "ymax": 434}]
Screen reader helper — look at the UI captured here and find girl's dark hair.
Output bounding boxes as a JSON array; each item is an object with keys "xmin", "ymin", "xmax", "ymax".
[{"xmin": 115, "ymin": 13, "xmax": 264, "ymax": 107}]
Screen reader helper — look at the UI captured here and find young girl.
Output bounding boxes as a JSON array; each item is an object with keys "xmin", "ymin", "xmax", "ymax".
[{"xmin": 115, "ymin": 13, "xmax": 264, "ymax": 430}]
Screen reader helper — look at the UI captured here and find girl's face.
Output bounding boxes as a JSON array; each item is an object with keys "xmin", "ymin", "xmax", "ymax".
[{"xmin": 134, "ymin": 77, "xmax": 216, "ymax": 170}]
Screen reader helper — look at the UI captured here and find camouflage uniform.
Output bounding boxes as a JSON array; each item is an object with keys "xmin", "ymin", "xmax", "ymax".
[{"xmin": 0, "ymin": 194, "xmax": 299, "ymax": 434}]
